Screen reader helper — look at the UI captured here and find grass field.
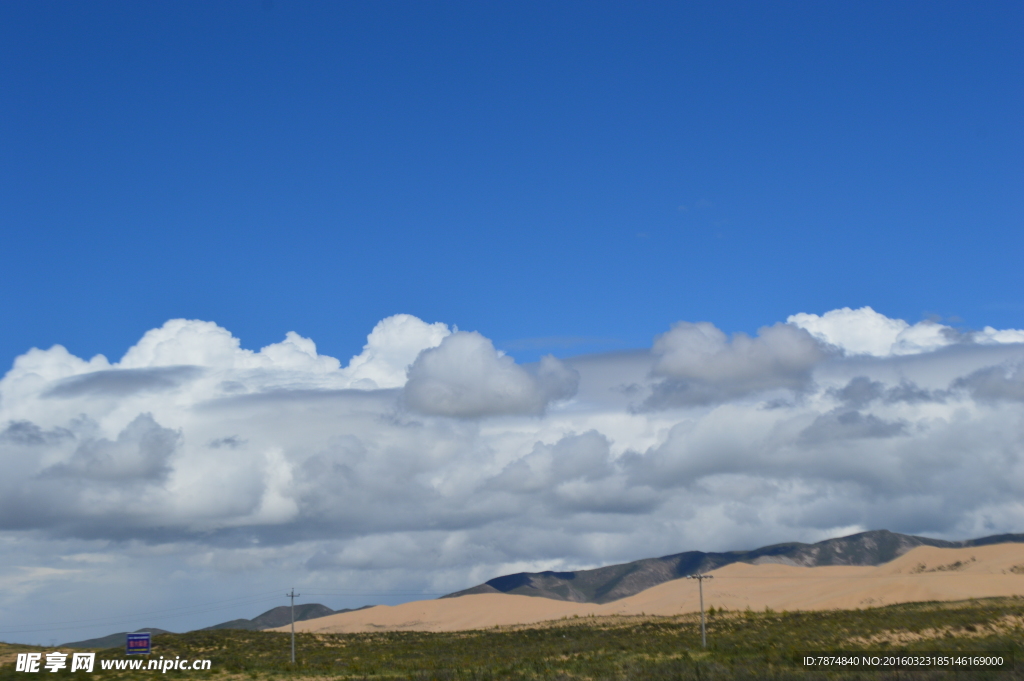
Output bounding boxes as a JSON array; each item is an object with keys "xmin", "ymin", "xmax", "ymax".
[{"xmin": 3, "ymin": 597, "xmax": 1023, "ymax": 680}]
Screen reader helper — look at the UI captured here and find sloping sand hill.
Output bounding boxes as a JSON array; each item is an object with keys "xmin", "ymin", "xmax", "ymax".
[{"xmin": 274, "ymin": 543, "xmax": 1024, "ymax": 634}]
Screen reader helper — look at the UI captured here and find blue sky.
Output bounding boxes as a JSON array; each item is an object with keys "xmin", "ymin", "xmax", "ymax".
[
  {"xmin": 2, "ymin": 1, "xmax": 1024, "ymax": 646},
  {"xmin": 3, "ymin": 1, "xmax": 1021, "ymax": 366}
]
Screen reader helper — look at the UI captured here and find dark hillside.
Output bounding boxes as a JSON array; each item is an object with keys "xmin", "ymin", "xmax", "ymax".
[
  {"xmin": 60, "ymin": 628, "xmax": 171, "ymax": 650},
  {"xmin": 444, "ymin": 529, "xmax": 1024, "ymax": 604},
  {"xmin": 62, "ymin": 603, "xmax": 368, "ymax": 647},
  {"xmin": 202, "ymin": 604, "xmax": 338, "ymax": 631}
]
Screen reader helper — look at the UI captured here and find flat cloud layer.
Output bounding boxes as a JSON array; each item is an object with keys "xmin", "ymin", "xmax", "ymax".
[{"xmin": 2, "ymin": 306, "xmax": 1024, "ymax": 642}]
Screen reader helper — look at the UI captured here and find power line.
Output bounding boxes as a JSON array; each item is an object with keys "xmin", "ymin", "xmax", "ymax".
[
  {"xmin": 686, "ymin": 573, "xmax": 713, "ymax": 649},
  {"xmin": 286, "ymin": 589, "xmax": 300, "ymax": 665}
]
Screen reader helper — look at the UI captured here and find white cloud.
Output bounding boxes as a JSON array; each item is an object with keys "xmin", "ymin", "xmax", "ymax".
[
  {"xmin": 2, "ymin": 308, "xmax": 1024, "ymax": 643},
  {"xmin": 788, "ymin": 306, "xmax": 1024, "ymax": 357},
  {"xmin": 404, "ymin": 331, "xmax": 578, "ymax": 417},
  {"xmin": 788, "ymin": 307, "xmax": 908, "ymax": 356},
  {"xmin": 645, "ymin": 321, "xmax": 830, "ymax": 406},
  {"xmin": 976, "ymin": 326, "xmax": 1024, "ymax": 345},
  {"xmin": 2, "ymin": 314, "xmax": 449, "ymax": 404},
  {"xmin": 340, "ymin": 314, "xmax": 451, "ymax": 389}
]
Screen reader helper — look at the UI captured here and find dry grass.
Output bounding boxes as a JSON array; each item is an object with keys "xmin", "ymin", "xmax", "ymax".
[
  {"xmin": 3, "ymin": 597, "xmax": 1023, "ymax": 680},
  {"xmin": 847, "ymin": 612, "xmax": 1024, "ymax": 646},
  {"xmin": 0, "ymin": 643, "xmax": 50, "ymax": 667}
]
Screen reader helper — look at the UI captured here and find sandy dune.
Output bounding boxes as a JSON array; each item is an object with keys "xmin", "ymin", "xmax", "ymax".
[{"xmin": 273, "ymin": 543, "xmax": 1024, "ymax": 634}]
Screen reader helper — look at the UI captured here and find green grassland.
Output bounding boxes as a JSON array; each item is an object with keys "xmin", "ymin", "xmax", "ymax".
[{"xmin": 3, "ymin": 597, "xmax": 1023, "ymax": 680}]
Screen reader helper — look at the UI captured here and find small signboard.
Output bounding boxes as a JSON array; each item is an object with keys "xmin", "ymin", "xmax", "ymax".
[{"xmin": 126, "ymin": 632, "xmax": 151, "ymax": 655}]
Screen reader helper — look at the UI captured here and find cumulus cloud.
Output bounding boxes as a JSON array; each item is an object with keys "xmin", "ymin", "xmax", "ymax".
[
  {"xmin": 43, "ymin": 413, "xmax": 179, "ymax": 482},
  {"xmin": 975, "ymin": 326, "xmax": 1024, "ymax": 345},
  {"xmin": 643, "ymin": 321, "xmax": 831, "ymax": 407},
  {"xmin": 952, "ymin": 363, "xmax": 1024, "ymax": 402},
  {"xmin": 3, "ymin": 308, "xmax": 1024, "ymax": 642},
  {"xmin": 404, "ymin": 332, "xmax": 578, "ymax": 417},
  {"xmin": 830, "ymin": 376, "xmax": 943, "ymax": 407},
  {"xmin": 0, "ymin": 414, "xmax": 181, "ymax": 538},
  {"xmin": 341, "ymin": 314, "xmax": 451, "ymax": 389},
  {"xmin": 789, "ymin": 306, "xmax": 1024, "ymax": 357},
  {"xmin": 799, "ymin": 410, "xmax": 908, "ymax": 443},
  {"xmin": 831, "ymin": 376, "xmax": 885, "ymax": 408},
  {"xmin": 1, "ymin": 314, "xmax": 449, "ymax": 416}
]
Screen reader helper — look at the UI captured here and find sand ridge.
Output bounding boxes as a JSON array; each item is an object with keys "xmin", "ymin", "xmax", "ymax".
[{"xmin": 272, "ymin": 543, "xmax": 1024, "ymax": 634}]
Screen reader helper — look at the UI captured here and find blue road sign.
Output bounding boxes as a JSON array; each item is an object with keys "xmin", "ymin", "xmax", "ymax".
[{"xmin": 126, "ymin": 632, "xmax": 151, "ymax": 655}]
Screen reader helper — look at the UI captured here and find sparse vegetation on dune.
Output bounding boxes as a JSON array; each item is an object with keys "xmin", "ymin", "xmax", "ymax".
[
  {"xmin": 3, "ymin": 598, "xmax": 1023, "ymax": 680},
  {"xmin": 0, "ymin": 643, "xmax": 47, "ymax": 668}
]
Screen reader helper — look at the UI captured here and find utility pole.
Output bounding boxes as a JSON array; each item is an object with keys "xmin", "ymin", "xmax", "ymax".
[
  {"xmin": 686, "ymin": 573, "xmax": 713, "ymax": 649},
  {"xmin": 286, "ymin": 588, "xmax": 300, "ymax": 664}
]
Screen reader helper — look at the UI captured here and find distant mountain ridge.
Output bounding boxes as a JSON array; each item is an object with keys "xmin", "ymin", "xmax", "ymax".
[
  {"xmin": 61, "ymin": 604, "xmax": 370, "ymax": 648},
  {"xmin": 200, "ymin": 604, "xmax": 338, "ymax": 631},
  {"xmin": 61, "ymin": 628, "xmax": 172, "ymax": 650},
  {"xmin": 442, "ymin": 530, "xmax": 1024, "ymax": 605}
]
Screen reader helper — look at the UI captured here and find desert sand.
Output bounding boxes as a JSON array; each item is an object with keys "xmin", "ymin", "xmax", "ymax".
[{"xmin": 272, "ymin": 543, "xmax": 1024, "ymax": 634}]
